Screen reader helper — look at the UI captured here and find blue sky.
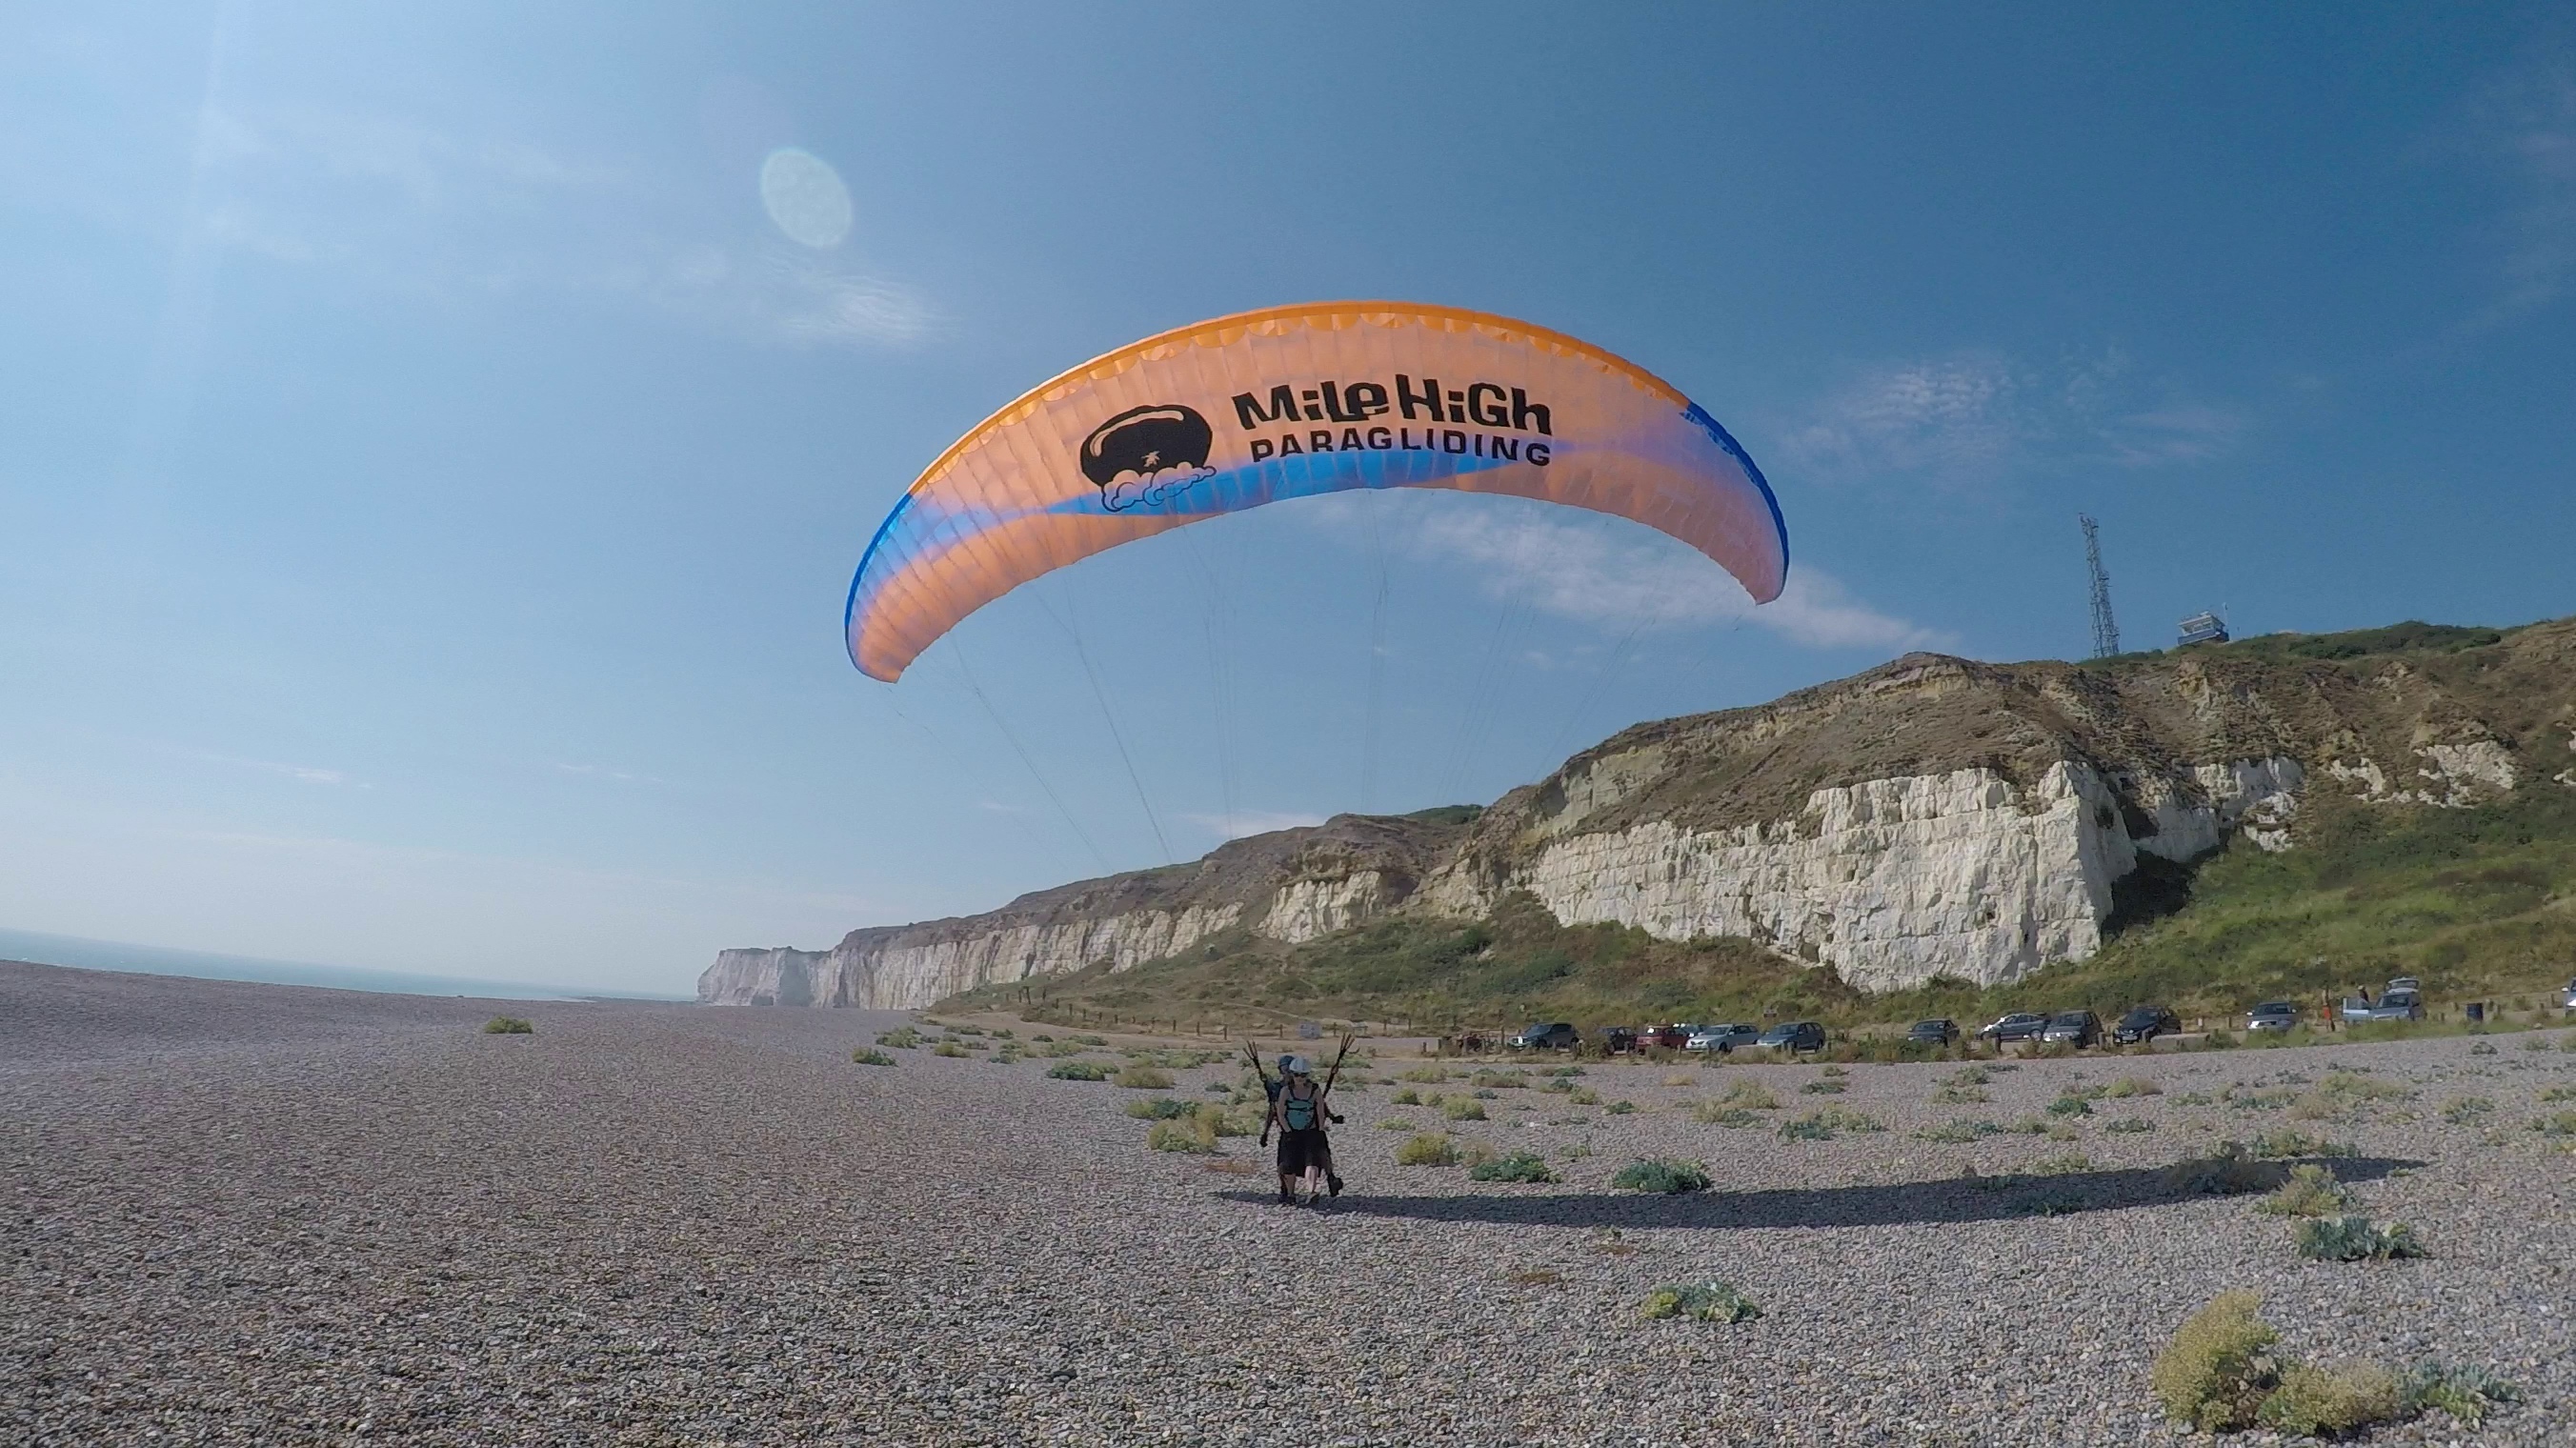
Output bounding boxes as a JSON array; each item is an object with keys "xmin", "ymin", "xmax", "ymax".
[{"xmin": 4, "ymin": 3, "xmax": 2572, "ymax": 993}]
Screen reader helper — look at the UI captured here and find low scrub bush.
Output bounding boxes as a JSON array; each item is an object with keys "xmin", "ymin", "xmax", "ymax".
[
  {"xmin": 1124, "ymin": 1097, "xmax": 1196, "ymax": 1119},
  {"xmin": 2163, "ymin": 1142, "xmax": 2273, "ymax": 1197},
  {"xmin": 1611, "ymin": 1158, "xmax": 1711, "ymax": 1193},
  {"xmin": 2537, "ymin": 1085, "xmax": 2576, "ymax": 1103},
  {"xmin": 1566, "ymin": 1087, "xmax": 1601, "ymax": 1106},
  {"xmin": 2046, "ymin": 1095, "xmax": 2093, "ymax": 1117},
  {"xmin": 1467, "ymin": 1150, "xmax": 1557, "ymax": 1183},
  {"xmin": 2296, "ymin": 1216, "xmax": 2425, "ymax": 1261},
  {"xmin": 1779, "ymin": 1106, "xmax": 1882, "ymax": 1141},
  {"xmin": 1604, "ymin": 1100, "xmax": 1637, "ymax": 1115},
  {"xmin": 2529, "ymin": 1111, "xmax": 2576, "ymax": 1137},
  {"xmin": 1047, "ymin": 1060, "xmax": 1113, "ymax": 1081},
  {"xmin": 2101, "ymin": 1076, "xmax": 2163, "ymax": 1098},
  {"xmin": 1468, "ymin": 1070, "xmax": 1524, "ymax": 1089},
  {"xmin": 1929, "ymin": 1081, "xmax": 1989, "ymax": 1104},
  {"xmin": 1147, "ymin": 1116, "xmax": 1218, "ymax": 1154},
  {"xmin": 1389, "ymin": 1087, "xmax": 1422, "ymax": 1105},
  {"xmin": 875, "ymin": 1026, "xmax": 921, "ymax": 1050},
  {"xmin": 1375, "ymin": 1116, "xmax": 1414, "ymax": 1131},
  {"xmin": 2443, "ymin": 1096, "xmax": 2496, "ymax": 1123},
  {"xmin": 2256, "ymin": 1164, "xmax": 2352, "ymax": 1218},
  {"xmin": 2151, "ymin": 1291, "xmax": 2281, "ymax": 1431},
  {"xmin": 2025, "ymin": 1153, "xmax": 2093, "ymax": 1176},
  {"xmin": 1640, "ymin": 1281, "xmax": 1760, "ymax": 1322},
  {"xmin": 1398, "ymin": 1065, "xmax": 1449, "ymax": 1083},
  {"xmin": 1696, "ymin": 1106, "xmax": 1761, "ymax": 1128},
  {"xmin": 932, "ymin": 1042, "xmax": 970, "ymax": 1057},
  {"xmin": 2104, "ymin": 1116, "xmax": 2155, "ymax": 1134},
  {"xmin": 1113, "ymin": 1065, "xmax": 1175, "ymax": 1089},
  {"xmin": 481, "ymin": 1016, "xmax": 533, "ymax": 1035},
  {"xmin": 1442, "ymin": 1097, "xmax": 1488, "ymax": 1121},
  {"xmin": 1918, "ymin": 1118, "xmax": 2002, "ymax": 1142},
  {"xmin": 850, "ymin": 1047, "xmax": 896, "ymax": 1066},
  {"xmin": 1716, "ymin": 1079, "xmax": 1780, "ymax": 1110},
  {"xmin": 2257, "ymin": 1362, "xmax": 2402, "ymax": 1438},
  {"xmin": 1396, "ymin": 1133, "xmax": 1459, "ymax": 1166},
  {"xmin": 2007, "ymin": 1116, "xmax": 2052, "ymax": 1135},
  {"xmin": 2250, "ymin": 1130, "xmax": 2356, "ymax": 1158},
  {"xmin": 1800, "ymin": 1079, "xmax": 1848, "ymax": 1095}
]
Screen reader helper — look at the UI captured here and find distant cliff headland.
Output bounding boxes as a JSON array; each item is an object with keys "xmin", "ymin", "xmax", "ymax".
[{"xmin": 702, "ymin": 618, "xmax": 2576, "ymax": 1022}]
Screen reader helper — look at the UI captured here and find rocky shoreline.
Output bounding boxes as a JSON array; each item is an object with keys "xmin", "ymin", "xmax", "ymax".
[{"xmin": 6, "ymin": 960, "xmax": 2570, "ymax": 1444}]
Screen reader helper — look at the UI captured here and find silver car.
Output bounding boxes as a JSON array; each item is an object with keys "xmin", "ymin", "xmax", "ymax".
[{"xmin": 1686, "ymin": 1022, "xmax": 1761, "ymax": 1053}]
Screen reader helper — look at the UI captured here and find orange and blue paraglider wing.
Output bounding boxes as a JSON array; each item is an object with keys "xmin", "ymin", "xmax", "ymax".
[{"xmin": 844, "ymin": 301, "xmax": 1787, "ymax": 681}]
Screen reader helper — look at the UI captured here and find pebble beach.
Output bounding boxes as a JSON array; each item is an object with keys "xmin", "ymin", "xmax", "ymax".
[{"xmin": 5, "ymin": 958, "xmax": 2570, "ymax": 1446}]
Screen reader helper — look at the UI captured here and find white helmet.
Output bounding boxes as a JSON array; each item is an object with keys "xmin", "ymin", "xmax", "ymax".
[{"xmin": 1283, "ymin": 1055, "xmax": 1312, "ymax": 1076}]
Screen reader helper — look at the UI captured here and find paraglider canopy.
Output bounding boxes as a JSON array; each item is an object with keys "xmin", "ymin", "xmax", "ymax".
[{"xmin": 845, "ymin": 301, "xmax": 1787, "ymax": 681}]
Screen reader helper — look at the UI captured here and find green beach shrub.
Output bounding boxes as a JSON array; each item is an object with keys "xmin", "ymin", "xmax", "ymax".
[
  {"xmin": 1640, "ymin": 1281, "xmax": 1760, "ymax": 1322},
  {"xmin": 482, "ymin": 1016, "xmax": 533, "ymax": 1035},
  {"xmin": 1124, "ymin": 1097, "xmax": 1195, "ymax": 1119},
  {"xmin": 2250, "ymin": 1129, "xmax": 2356, "ymax": 1158},
  {"xmin": 1467, "ymin": 1150, "xmax": 1557, "ymax": 1183},
  {"xmin": 1918, "ymin": 1118, "xmax": 2002, "ymax": 1142},
  {"xmin": 1113, "ymin": 1065, "xmax": 1175, "ymax": 1089},
  {"xmin": 1610, "ymin": 1158, "xmax": 1711, "ymax": 1193},
  {"xmin": 851, "ymin": 1046, "xmax": 896, "ymax": 1066},
  {"xmin": 1396, "ymin": 1133, "xmax": 1459, "ymax": 1166},
  {"xmin": 1441, "ymin": 1097, "xmax": 1487, "ymax": 1121},
  {"xmin": 2398, "ymin": 1362, "xmax": 2519, "ymax": 1426},
  {"xmin": 2255, "ymin": 1163, "xmax": 2351, "ymax": 1218},
  {"xmin": 1047, "ymin": 1060, "xmax": 1112, "ymax": 1081},
  {"xmin": 2257, "ymin": 1362, "xmax": 2402, "ymax": 1438},
  {"xmin": 875, "ymin": 1026, "xmax": 921, "ymax": 1049},
  {"xmin": 2295, "ymin": 1216, "xmax": 2425, "ymax": 1261},
  {"xmin": 2151, "ymin": 1291, "xmax": 2280, "ymax": 1431},
  {"xmin": 1147, "ymin": 1116, "xmax": 1218, "ymax": 1154}
]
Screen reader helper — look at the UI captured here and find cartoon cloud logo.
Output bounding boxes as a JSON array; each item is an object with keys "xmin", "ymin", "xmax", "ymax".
[{"xmin": 1079, "ymin": 403, "xmax": 1216, "ymax": 512}]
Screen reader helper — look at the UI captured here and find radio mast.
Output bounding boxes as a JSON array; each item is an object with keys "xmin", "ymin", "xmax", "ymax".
[{"xmin": 2080, "ymin": 513, "xmax": 2120, "ymax": 658}]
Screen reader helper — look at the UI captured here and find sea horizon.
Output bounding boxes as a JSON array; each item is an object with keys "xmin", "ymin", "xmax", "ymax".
[{"xmin": 0, "ymin": 926, "xmax": 693, "ymax": 1003}]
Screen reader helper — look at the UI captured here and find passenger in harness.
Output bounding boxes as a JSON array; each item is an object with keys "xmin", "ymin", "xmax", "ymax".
[{"xmin": 1264, "ymin": 1055, "xmax": 1340, "ymax": 1207}]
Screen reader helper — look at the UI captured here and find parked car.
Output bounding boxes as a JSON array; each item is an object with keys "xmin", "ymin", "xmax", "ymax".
[
  {"xmin": 1978, "ymin": 1012, "xmax": 2049, "ymax": 1044},
  {"xmin": 1510, "ymin": 1022, "xmax": 1579, "ymax": 1051},
  {"xmin": 1756, "ymin": 1021, "xmax": 1826, "ymax": 1054},
  {"xmin": 2113, "ymin": 1005, "xmax": 2182, "ymax": 1046},
  {"xmin": 2341, "ymin": 990, "xmax": 2425, "ymax": 1024},
  {"xmin": 1906, "ymin": 1018, "xmax": 1960, "ymax": 1046},
  {"xmin": 1640, "ymin": 1023, "xmax": 1693, "ymax": 1052},
  {"xmin": 2040, "ymin": 1010, "xmax": 2103, "ymax": 1048},
  {"xmin": 1685, "ymin": 1022, "xmax": 1762, "ymax": 1054},
  {"xmin": 2245, "ymin": 1001, "xmax": 2300, "ymax": 1034},
  {"xmin": 2387, "ymin": 976, "xmax": 2422, "ymax": 994},
  {"xmin": 1600, "ymin": 1026, "xmax": 1640, "ymax": 1055},
  {"xmin": 2563, "ymin": 978, "xmax": 2576, "ymax": 1015}
]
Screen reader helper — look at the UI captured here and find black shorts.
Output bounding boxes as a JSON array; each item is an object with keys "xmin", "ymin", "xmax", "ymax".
[{"xmin": 1277, "ymin": 1128, "xmax": 1330, "ymax": 1176}]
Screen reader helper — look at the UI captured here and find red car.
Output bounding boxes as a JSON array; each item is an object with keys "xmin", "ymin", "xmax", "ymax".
[{"xmin": 1640, "ymin": 1023, "xmax": 1692, "ymax": 1052}]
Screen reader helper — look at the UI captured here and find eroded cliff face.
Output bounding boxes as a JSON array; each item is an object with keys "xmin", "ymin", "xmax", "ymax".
[
  {"xmin": 703, "ymin": 618, "xmax": 2576, "ymax": 1006},
  {"xmin": 1418, "ymin": 759, "xmax": 2303, "ymax": 992},
  {"xmin": 697, "ymin": 814, "xmax": 1462, "ymax": 1009}
]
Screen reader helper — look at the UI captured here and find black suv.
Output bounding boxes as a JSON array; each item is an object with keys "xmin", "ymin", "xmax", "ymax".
[
  {"xmin": 2113, "ymin": 1005, "xmax": 2181, "ymax": 1046},
  {"xmin": 1511, "ymin": 1022, "xmax": 1579, "ymax": 1051},
  {"xmin": 1906, "ymin": 1018, "xmax": 1960, "ymax": 1046}
]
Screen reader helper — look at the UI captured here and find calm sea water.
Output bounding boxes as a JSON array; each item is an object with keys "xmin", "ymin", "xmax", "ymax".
[{"xmin": 0, "ymin": 927, "xmax": 689, "ymax": 1002}]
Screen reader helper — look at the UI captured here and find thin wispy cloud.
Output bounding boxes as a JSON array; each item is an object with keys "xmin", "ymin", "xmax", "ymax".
[
  {"xmin": 194, "ymin": 103, "xmax": 932, "ymax": 347},
  {"xmin": 1781, "ymin": 349, "xmax": 2247, "ymax": 488},
  {"xmin": 188, "ymin": 751, "xmax": 356, "ymax": 787},
  {"xmin": 2467, "ymin": 46, "xmax": 2576, "ymax": 321},
  {"xmin": 1403, "ymin": 508, "xmax": 1950, "ymax": 652},
  {"xmin": 556, "ymin": 763, "xmax": 650, "ymax": 783}
]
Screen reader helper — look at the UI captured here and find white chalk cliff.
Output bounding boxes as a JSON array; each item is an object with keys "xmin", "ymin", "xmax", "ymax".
[{"xmin": 703, "ymin": 619, "xmax": 2576, "ymax": 1008}]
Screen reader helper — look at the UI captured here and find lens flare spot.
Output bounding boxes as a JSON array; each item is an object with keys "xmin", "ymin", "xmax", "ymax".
[{"xmin": 759, "ymin": 148, "xmax": 853, "ymax": 248}]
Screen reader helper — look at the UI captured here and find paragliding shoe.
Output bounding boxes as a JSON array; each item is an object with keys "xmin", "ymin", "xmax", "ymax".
[
  {"xmin": 1277, "ymin": 1185, "xmax": 1293, "ymax": 1206},
  {"xmin": 1328, "ymin": 1174, "xmax": 1343, "ymax": 1198}
]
